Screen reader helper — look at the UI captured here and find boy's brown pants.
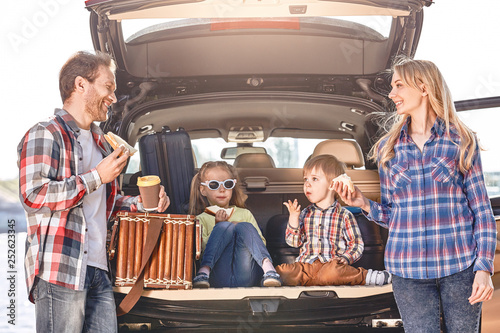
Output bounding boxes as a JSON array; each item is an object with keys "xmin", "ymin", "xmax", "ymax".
[{"xmin": 276, "ymin": 259, "xmax": 367, "ymax": 286}]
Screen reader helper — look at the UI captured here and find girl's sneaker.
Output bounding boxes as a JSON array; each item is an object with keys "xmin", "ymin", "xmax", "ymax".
[
  {"xmin": 261, "ymin": 271, "xmax": 282, "ymax": 287},
  {"xmin": 193, "ymin": 272, "xmax": 210, "ymax": 288}
]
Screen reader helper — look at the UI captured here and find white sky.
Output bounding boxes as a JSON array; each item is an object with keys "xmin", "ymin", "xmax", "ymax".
[{"xmin": 1, "ymin": 0, "xmax": 500, "ymax": 180}]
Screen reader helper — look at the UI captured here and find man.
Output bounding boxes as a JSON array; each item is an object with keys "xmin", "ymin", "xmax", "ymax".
[{"xmin": 17, "ymin": 51, "xmax": 170, "ymax": 332}]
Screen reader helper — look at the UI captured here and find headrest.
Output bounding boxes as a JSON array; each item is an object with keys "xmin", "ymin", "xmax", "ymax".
[
  {"xmin": 311, "ymin": 139, "xmax": 364, "ymax": 168},
  {"xmin": 233, "ymin": 153, "xmax": 276, "ymax": 168}
]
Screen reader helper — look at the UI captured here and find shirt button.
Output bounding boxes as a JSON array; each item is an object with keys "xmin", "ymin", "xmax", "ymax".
[
  {"xmin": 79, "ymin": 157, "xmax": 83, "ymax": 161},
  {"xmin": 85, "ymin": 228, "xmax": 88, "ymax": 232},
  {"xmin": 84, "ymin": 251, "xmax": 88, "ymax": 254}
]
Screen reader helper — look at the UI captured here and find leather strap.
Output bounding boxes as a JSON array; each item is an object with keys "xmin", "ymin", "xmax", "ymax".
[
  {"xmin": 116, "ymin": 216, "xmax": 163, "ymax": 316},
  {"xmin": 107, "ymin": 219, "xmax": 119, "ymax": 260}
]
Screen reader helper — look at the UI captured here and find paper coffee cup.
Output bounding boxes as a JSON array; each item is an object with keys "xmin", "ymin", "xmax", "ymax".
[{"xmin": 137, "ymin": 176, "xmax": 161, "ymax": 211}]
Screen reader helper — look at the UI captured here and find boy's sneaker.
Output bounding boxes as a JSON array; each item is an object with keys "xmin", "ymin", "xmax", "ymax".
[
  {"xmin": 261, "ymin": 271, "xmax": 282, "ymax": 287},
  {"xmin": 193, "ymin": 272, "xmax": 210, "ymax": 288},
  {"xmin": 365, "ymin": 269, "xmax": 392, "ymax": 286}
]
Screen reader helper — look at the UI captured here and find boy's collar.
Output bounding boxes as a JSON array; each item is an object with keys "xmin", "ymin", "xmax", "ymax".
[{"xmin": 312, "ymin": 200, "xmax": 339, "ymax": 212}]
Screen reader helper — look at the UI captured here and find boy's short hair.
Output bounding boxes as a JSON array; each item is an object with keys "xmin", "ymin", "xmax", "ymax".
[{"xmin": 303, "ymin": 154, "xmax": 346, "ymax": 181}]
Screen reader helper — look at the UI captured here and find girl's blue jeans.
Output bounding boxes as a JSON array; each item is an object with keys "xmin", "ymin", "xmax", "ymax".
[
  {"xmin": 201, "ymin": 221, "xmax": 271, "ymax": 287},
  {"xmin": 392, "ymin": 264, "xmax": 482, "ymax": 333}
]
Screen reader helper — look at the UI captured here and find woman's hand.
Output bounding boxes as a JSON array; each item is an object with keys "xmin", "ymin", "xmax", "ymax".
[
  {"xmin": 333, "ymin": 182, "xmax": 371, "ymax": 213},
  {"xmin": 469, "ymin": 270, "xmax": 494, "ymax": 305}
]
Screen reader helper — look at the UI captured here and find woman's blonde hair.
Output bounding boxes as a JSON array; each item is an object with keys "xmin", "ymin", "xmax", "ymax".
[
  {"xmin": 369, "ymin": 56, "xmax": 477, "ymax": 173},
  {"xmin": 188, "ymin": 161, "xmax": 248, "ymax": 215}
]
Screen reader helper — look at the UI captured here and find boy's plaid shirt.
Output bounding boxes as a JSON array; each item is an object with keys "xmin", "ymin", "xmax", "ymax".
[
  {"xmin": 17, "ymin": 109, "xmax": 137, "ymax": 302},
  {"xmin": 368, "ymin": 117, "xmax": 497, "ymax": 279},
  {"xmin": 285, "ymin": 201, "xmax": 364, "ymax": 265}
]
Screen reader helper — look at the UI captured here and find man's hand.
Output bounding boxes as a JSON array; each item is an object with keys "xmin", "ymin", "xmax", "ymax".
[
  {"xmin": 96, "ymin": 145, "xmax": 129, "ymax": 184},
  {"xmin": 137, "ymin": 185, "xmax": 170, "ymax": 213},
  {"xmin": 469, "ymin": 270, "xmax": 494, "ymax": 305}
]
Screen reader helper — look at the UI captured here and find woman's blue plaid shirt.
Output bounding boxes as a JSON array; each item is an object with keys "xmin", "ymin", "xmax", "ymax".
[{"xmin": 368, "ymin": 117, "xmax": 497, "ymax": 279}]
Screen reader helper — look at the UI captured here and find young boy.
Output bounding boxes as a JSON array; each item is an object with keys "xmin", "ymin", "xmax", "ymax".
[{"xmin": 275, "ymin": 154, "xmax": 391, "ymax": 286}]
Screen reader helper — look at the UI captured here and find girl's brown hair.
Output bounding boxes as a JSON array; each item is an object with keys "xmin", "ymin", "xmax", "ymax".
[
  {"xmin": 189, "ymin": 161, "xmax": 248, "ymax": 215},
  {"xmin": 369, "ymin": 56, "xmax": 477, "ymax": 173}
]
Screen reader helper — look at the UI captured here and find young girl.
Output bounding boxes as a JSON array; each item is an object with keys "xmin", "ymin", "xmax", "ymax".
[
  {"xmin": 189, "ymin": 161, "xmax": 281, "ymax": 288},
  {"xmin": 336, "ymin": 56, "xmax": 496, "ymax": 332}
]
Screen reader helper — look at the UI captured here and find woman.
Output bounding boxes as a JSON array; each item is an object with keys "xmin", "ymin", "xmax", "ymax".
[{"xmin": 335, "ymin": 56, "xmax": 496, "ymax": 332}]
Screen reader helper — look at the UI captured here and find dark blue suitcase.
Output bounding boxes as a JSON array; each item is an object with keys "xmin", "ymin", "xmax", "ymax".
[{"xmin": 139, "ymin": 127, "xmax": 195, "ymax": 214}]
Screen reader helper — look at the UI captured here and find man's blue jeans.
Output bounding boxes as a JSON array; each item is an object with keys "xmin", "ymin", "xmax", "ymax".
[
  {"xmin": 33, "ymin": 266, "xmax": 117, "ymax": 333},
  {"xmin": 392, "ymin": 264, "xmax": 481, "ymax": 333},
  {"xmin": 201, "ymin": 222, "xmax": 271, "ymax": 287}
]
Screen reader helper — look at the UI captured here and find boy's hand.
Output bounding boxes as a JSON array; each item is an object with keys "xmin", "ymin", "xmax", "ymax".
[
  {"xmin": 215, "ymin": 210, "xmax": 228, "ymax": 224},
  {"xmin": 283, "ymin": 199, "xmax": 301, "ymax": 218},
  {"xmin": 283, "ymin": 199, "xmax": 301, "ymax": 229},
  {"xmin": 337, "ymin": 257, "xmax": 348, "ymax": 265}
]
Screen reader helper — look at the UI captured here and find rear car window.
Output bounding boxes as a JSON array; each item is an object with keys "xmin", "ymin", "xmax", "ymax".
[{"xmin": 192, "ymin": 137, "xmax": 325, "ymax": 168}]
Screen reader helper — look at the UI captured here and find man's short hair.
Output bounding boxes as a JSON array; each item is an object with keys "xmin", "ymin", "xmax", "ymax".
[
  {"xmin": 303, "ymin": 154, "xmax": 346, "ymax": 181},
  {"xmin": 59, "ymin": 51, "xmax": 116, "ymax": 103}
]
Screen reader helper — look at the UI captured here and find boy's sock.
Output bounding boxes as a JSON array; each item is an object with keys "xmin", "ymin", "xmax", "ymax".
[
  {"xmin": 365, "ymin": 269, "xmax": 392, "ymax": 286},
  {"xmin": 262, "ymin": 258, "xmax": 276, "ymax": 273}
]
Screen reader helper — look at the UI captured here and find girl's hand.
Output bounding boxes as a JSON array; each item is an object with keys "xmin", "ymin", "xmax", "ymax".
[
  {"xmin": 215, "ymin": 210, "xmax": 228, "ymax": 224},
  {"xmin": 469, "ymin": 270, "xmax": 494, "ymax": 304},
  {"xmin": 333, "ymin": 182, "xmax": 371, "ymax": 213}
]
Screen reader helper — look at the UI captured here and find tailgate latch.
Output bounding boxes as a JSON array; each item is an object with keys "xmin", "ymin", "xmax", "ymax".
[{"xmin": 249, "ymin": 299, "xmax": 279, "ymax": 315}]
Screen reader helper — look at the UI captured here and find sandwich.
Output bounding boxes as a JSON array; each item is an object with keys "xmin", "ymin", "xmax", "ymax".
[
  {"xmin": 204, "ymin": 205, "xmax": 235, "ymax": 218},
  {"xmin": 333, "ymin": 173, "xmax": 354, "ymax": 193},
  {"xmin": 104, "ymin": 132, "xmax": 138, "ymax": 156}
]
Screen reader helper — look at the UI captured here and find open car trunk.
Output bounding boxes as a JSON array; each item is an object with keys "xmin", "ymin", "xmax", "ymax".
[{"xmin": 83, "ymin": 0, "xmax": 435, "ymax": 330}]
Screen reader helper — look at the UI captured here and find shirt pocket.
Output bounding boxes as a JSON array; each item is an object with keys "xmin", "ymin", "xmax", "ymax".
[
  {"xmin": 431, "ymin": 157, "xmax": 456, "ymax": 183},
  {"xmin": 390, "ymin": 160, "xmax": 412, "ymax": 188}
]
